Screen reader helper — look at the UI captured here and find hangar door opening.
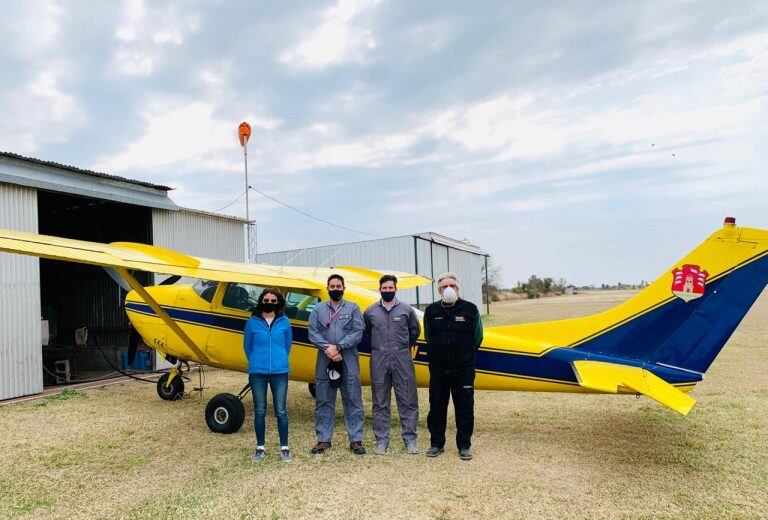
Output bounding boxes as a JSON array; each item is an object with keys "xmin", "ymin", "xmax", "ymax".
[{"xmin": 37, "ymin": 191, "xmax": 152, "ymax": 385}]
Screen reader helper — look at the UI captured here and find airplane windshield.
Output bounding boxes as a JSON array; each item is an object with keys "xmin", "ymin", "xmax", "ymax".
[{"xmin": 284, "ymin": 290, "xmax": 320, "ymax": 321}]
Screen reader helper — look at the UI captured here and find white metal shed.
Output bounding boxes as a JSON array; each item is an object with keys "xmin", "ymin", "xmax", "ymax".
[
  {"xmin": 0, "ymin": 152, "xmax": 246, "ymax": 400},
  {"xmin": 257, "ymin": 232, "xmax": 489, "ymax": 312}
]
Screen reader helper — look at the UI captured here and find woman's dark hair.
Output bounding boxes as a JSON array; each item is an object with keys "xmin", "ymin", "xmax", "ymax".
[{"xmin": 252, "ymin": 287, "xmax": 286, "ymax": 315}]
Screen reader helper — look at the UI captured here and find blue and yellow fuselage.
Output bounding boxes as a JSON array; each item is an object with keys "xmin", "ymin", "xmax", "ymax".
[{"xmin": 125, "ymin": 223, "xmax": 768, "ymax": 401}]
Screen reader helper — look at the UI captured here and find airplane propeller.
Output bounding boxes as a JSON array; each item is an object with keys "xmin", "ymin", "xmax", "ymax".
[
  {"xmin": 102, "ymin": 268, "xmax": 179, "ymax": 366},
  {"xmin": 127, "ymin": 324, "xmax": 142, "ymax": 366}
]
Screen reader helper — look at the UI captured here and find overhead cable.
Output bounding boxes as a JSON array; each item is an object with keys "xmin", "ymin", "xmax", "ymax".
[
  {"xmin": 213, "ymin": 191, "xmax": 247, "ymax": 212},
  {"xmin": 248, "ymin": 185, "xmax": 385, "ymax": 238}
]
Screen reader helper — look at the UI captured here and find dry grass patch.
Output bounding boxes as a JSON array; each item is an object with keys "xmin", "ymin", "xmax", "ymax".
[{"xmin": 1, "ymin": 290, "xmax": 766, "ymax": 519}]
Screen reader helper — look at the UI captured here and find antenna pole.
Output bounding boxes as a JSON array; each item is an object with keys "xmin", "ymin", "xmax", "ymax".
[
  {"xmin": 244, "ymin": 141, "xmax": 254, "ymax": 261},
  {"xmin": 238, "ymin": 121, "xmax": 255, "ymax": 262}
]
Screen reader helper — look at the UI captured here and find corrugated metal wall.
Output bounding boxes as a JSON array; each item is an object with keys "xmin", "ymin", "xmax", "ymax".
[
  {"xmin": 257, "ymin": 235, "xmax": 487, "ymax": 311},
  {"xmin": 415, "ymin": 237, "xmax": 433, "ymax": 306},
  {"xmin": 0, "ymin": 184, "xmax": 42, "ymax": 400},
  {"xmin": 447, "ymin": 247, "xmax": 484, "ymax": 308},
  {"xmin": 152, "ymin": 209, "xmax": 246, "ymax": 262}
]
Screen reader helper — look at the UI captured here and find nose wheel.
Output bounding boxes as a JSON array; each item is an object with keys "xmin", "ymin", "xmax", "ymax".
[
  {"xmin": 204, "ymin": 383, "xmax": 250, "ymax": 434},
  {"xmin": 157, "ymin": 371, "xmax": 184, "ymax": 401}
]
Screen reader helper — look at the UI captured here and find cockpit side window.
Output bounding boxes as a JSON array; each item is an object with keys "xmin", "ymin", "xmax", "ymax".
[
  {"xmin": 222, "ymin": 283, "xmax": 264, "ymax": 312},
  {"xmin": 193, "ymin": 280, "xmax": 219, "ymax": 303}
]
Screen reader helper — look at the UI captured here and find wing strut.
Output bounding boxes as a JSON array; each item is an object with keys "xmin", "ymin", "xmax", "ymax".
[{"xmin": 116, "ymin": 267, "xmax": 211, "ymax": 365}]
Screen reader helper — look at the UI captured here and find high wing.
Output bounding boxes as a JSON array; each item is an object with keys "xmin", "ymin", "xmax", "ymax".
[
  {"xmin": 0, "ymin": 228, "xmax": 432, "ymax": 290},
  {"xmin": 572, "ymin": 360, "xmax": 696, "ymax": 415}
]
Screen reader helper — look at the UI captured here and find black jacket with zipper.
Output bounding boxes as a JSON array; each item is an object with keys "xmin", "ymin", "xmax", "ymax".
[{"xmin": 423, "ymin": 298, "xmax": 483, "ymax": 372}]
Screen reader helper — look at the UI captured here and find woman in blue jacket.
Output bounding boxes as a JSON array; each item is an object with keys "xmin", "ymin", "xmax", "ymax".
[{"xmin": 244, "ymin": 288, "xmax": 293, "ymax": 462}]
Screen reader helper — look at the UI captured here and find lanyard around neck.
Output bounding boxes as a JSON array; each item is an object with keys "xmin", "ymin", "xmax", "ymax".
[{"xmin": 326, "ymin": 303, "xmax": 343, "ymax": 328}]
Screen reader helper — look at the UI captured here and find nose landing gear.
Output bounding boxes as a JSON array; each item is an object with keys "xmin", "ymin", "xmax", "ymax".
[{"xmin": 156, "ymin": 368, "xmax": 184, "ymax": 401}]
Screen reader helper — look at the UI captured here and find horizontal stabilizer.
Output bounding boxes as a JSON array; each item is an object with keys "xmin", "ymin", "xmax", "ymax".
[{"xmin": 572, "ymin": 360, "xmax": 696, "ymax": 415}]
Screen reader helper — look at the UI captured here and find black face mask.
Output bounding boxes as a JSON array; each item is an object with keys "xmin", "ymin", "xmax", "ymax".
[
  {"xmin": 380, "ymin": 291, "xmax": 396, "ymax": 303},
  {"xmin": 260, "ymin": 302, "xmax": 277, "ymax": 313},
  {"xmin": 328, "ymin": 289, "xmax": 344, "ymax": 302}
]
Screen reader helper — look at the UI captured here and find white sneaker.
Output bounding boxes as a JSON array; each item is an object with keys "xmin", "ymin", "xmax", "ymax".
[
  {"xmin": 374, "ymin": 441, "xmax": 388, "ymax": 455},
  {"xmin": 405, "ymin": 441, "xmax": 419, "ymax": 455}
]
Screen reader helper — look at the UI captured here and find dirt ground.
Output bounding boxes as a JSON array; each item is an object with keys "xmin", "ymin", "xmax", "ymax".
[{"xmin": 1, "ymin": 290, "xmax": 766, "ymax": 519}]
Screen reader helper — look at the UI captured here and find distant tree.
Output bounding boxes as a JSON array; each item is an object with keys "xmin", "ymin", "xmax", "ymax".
[
  {"xmin": 482, "ymin": 258, "xmax": 504, "ymax": 304},
  {"xmin": 512, "ymin": 274, "xmax": 567, "ymax": 299}
]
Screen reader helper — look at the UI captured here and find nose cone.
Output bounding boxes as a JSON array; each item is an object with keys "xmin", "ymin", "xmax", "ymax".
[{"xmin": 124, "ymin": 284, "xmax": 180, "ymax": 307}]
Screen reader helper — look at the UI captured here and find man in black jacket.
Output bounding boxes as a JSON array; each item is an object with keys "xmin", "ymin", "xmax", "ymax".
[{"xmin": 424, "ymin": 272, "xmax": 483, "ymax": 460}]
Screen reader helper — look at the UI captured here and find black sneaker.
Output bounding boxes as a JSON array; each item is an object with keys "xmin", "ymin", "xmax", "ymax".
[
  {"xmin": 426, "ymin": 446, "xmax": 444, "ymax": 458},
  {"xmin": 458, "ymin": 448, "xmax": 473, "ymax": 460},
  {"xmin": 350, "ymin": 441, "xmax": 366, "ymax": 455}
]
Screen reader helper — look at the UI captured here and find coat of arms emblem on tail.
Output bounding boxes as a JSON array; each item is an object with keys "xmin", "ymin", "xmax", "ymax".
[{"xmin": 671, "ymin": 264, "xmax": 708, "ymax": 302}]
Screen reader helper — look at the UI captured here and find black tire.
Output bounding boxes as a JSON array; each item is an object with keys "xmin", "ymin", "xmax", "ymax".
[
  {"xmin": 157, "ymin": 373, "xmax": 184, "ymax": 401},
  {"xmin": 205, "ymin": 393, "xmax": 246, "ymax": 434},
  {"xmin": 308, "ymin": 383, "xmax": 317, "ymax": 398}
]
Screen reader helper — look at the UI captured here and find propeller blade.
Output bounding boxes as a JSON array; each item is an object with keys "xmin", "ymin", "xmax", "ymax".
[
  {"xmin": 102, "ymin": 267, "xmax": 132, "ymax": 292},
  {"xmin": 127, "ymin": 326, "xmax": 141, "ymax": 365},
  {"xmin": 159, "ymin": 275, "xmax": 181, "ymax": 285}
]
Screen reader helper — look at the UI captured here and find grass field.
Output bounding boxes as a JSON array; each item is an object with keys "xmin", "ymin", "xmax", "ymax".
[{"xmin": 1, "ymin": 290, "xmax": 766, "ymax": 519}]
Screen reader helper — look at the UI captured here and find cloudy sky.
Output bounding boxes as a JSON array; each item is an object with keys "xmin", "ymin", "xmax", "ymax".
[{"xmin": 1, "ymin": 0, "xmax": 767, "ymax": 286}]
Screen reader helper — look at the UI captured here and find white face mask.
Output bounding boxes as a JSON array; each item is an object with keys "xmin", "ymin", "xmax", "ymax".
[{"xmin": 441, "ymin": 286, "xmax": 458, "ymax": 304}]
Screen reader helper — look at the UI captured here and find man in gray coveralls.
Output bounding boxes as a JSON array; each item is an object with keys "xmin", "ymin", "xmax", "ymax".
[
  {"xmin": 364, "ymin": 274, "xmax": 421, "ymax": 455},
  {"xmin": 308, "ymin": 273, "xmax": 367, "ymax": 455}
]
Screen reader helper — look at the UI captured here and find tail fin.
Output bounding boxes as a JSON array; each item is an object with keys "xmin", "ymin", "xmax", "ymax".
[{"xmin": 491, "ymin": 220, "xmax": 768, "ymax": 375}]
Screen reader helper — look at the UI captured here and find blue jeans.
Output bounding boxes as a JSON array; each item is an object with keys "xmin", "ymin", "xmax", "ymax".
[{"xmin": 249, "ymin": 373, "xmax": 289, "ymax": 447}]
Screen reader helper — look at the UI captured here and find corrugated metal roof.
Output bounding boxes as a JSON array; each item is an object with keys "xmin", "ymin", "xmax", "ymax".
[
  {"xmin": 178, "ymin": 206, "xmax": 249, "ymax": 223},
  {"xmin": 413, "ymin": 232, "xmax": 487, "ymax": 255},
  {"xmin": 0, "ymin": 151, "xmax": 173, "ymax": 191},
  {"xmin": 0, "ymin": 151, "xmax": 179, "ymax": 210},
  {"xmin": 258, "ymin": 232, "xmax": 488, "ymax": 257}
]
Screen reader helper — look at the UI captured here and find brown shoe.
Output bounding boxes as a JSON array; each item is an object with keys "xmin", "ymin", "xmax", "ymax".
[
  {"xmin": 350, "ymin": 441, "xmax": 366, "ymax": 455},
  {"xmin": 311, "ymin": 441, "xmax": 332, "ymax": 454}
]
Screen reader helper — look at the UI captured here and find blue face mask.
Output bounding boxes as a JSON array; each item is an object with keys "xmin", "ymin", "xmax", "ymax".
[{"xmin": 380, "ymin": 291, "xmax": 396, "ymax": 303}]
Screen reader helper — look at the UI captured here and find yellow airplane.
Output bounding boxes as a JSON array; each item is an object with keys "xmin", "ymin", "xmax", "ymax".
[{"xmin": 0, "ymin": 217, "xmax": 766, "ymax": 434}]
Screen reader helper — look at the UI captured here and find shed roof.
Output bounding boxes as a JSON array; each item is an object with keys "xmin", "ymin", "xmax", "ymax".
[
  {"xmin": 0, "ymin": 151, "xmax": 178, "ymax": 210},
  {"xmin": 0, "ymin": 151, "xmax": 172, "ymax": 190},
  {"xmin": 258, "ymin": 231, "xmax": 488, "ymax": 257}
]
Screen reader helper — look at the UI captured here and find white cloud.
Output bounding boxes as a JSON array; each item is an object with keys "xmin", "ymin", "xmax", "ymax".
[
  {"xmin": 92, "ymin": 101, "xmax": 280, "ymax": 173},
  {"xmin": 0, "ymin": 71, "xmax": 84, "ymax": 153},
  {"xmin": 112, "ymin": 0, "xmax": 200, "ymax": 76},
  {"xmin": 279, "ymin": 0, "xmax": 381, "ymax": 69}
]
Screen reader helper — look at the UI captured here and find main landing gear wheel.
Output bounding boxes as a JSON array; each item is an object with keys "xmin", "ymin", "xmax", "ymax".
[
  {"xmin": 308, "ymin": 383, "xmax": 317, "ymax": 398},
  {"xmin": 157, "ymin": 372, "xmax": 184, "ymax": 401},
  {"xmin": 205, "ymin": 393, "xmax": 246, "ymax": 434}
]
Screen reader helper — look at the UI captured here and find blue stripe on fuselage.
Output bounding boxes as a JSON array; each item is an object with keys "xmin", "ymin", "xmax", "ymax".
[{"xmin": 123, "ymin": 302, "xmax": 698, "ymax": 386}]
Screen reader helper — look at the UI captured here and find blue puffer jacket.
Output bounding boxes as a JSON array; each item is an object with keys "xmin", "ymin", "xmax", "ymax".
[{"xmin": 243, "ymin": 313, "xmax": 293, "ymax": 374}]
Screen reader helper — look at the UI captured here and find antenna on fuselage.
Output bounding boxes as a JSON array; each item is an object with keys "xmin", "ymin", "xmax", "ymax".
[{"xmin": 278, "ymin": 249, "xmax": 306, "ymax": 272}]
